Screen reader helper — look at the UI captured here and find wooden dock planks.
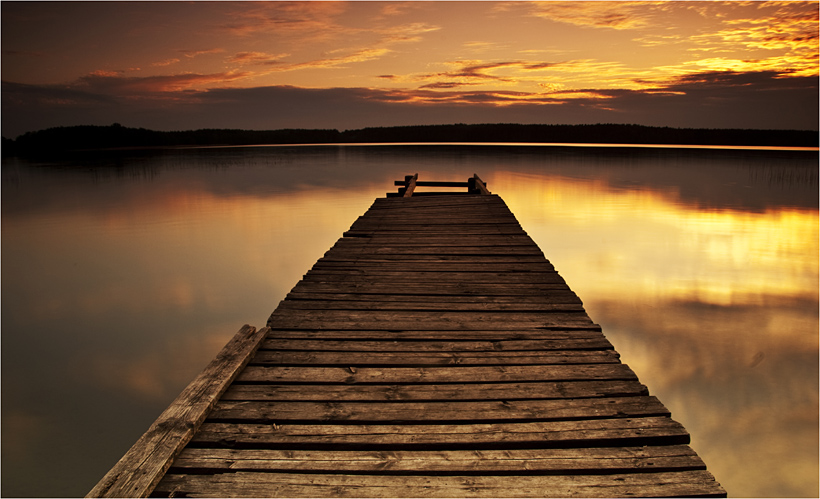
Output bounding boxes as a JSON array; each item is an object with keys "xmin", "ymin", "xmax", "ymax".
[{"xmin": 92, "ymin": 182, "xmax": 724, "ymax": 497}]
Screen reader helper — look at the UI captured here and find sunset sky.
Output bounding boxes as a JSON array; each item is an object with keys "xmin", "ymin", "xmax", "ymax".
[{"xmin": 2, "ymin": 1, "xmax": 818, "ymax": 137}]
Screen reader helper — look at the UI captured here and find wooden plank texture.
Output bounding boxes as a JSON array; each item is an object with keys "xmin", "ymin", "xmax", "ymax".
[
  {"xmin": 92, "ymin": 184, "xmax": 723, "ymax": 497},
  {"xmin": 168, "ymin": 445, "xmax": 705, "ymax": 473},
  {"xmin": 189, "ymin": 417, "xmax": 687, "ymax": 448},
  {"xmin": 154, "ymin": 471, "xmax": 725, "ymax": 498},
  {"xmin": 219, "ymin": 380, "xmax": 648, "ymax": 401}
]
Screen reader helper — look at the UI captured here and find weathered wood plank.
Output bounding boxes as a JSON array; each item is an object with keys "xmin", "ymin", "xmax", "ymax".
[
  {"xmin": 190, "ymin": 417, "xmax": 685, "ymax": 448},
  {"xmin": 236, "ymin": 364, "xmax": 638, "ymax": 384},
  {"xmin": 332, "ymin": 243, "xmax": 542, "ymax": 251},
  {"xmin": 348, "ymin": 223, "xmax": 523, "ymax": 231},
  {"xmin": 207, "ymin": 396, "xmax": 671, "ymax": 423},
  {"xmin": 86, "ymin": 325, "xmax": 269, "ymax": 498},
  {"xmin": 261, "ymin": 329, "xmax": 605, "ymax": 340},
  {"xmin": 324, "ymin": 246, "xmax": 546, "ymax": 253},
  {"xmin": 318, "ymin": 254, "xmax": 550, "ymax": 262},
  {"xmin": 470, "ymin": 174, "xmax": 492, "ymax": 195},
  {"xmin": 299, "ymin": 271, "xmax": 570, "ymax": 283},
  {"xmin": 283, "ymin": 292, "xmax": 583, "ymax": 304},
  {"xmin": 269, "ymin": 310, "xmax": 591, "ymax": 321},
  {"xmin": 249, "ymin": 350, "xmax": 619, "ymax": 366},
  {"xmin": 314, "ymin": 260, "xmax": 550, "ymax": 267},
  {"xmin": 168, "ymin": 445, "xmax": 704, "ymax": 473},
  {"xmin": 289, "ymin": 281, "xmax": 576, "ymax": 295},
  {"xmin": 333, "ymin": 235, "xmax": 537, "ymax": 246},
  {"xmin": 310, "ymin": 263, "xmax": 558, "ymax": 273},
  {"xmin": 347, "ymin": 226, "xmax": 524, "ymax": 234},
  {"xmin": 397, "ymin": 180, "xmax": 470, "ymax": 187},
  {"xmin": 351, "ymin": 214, "xmax": 519, "ymax": 222},
  {"xmin": 344, "ymin": 228, "xmax": 527, "ymax": 237},
  {"xmin": 370, "ymin": 199, "xmax": 504, "ymax": 206},
  {"xmin": 275, "ymin": 300, "xmax": 585, "ymax": 312},
  {"xmin": 267, "ymin": 321, "xmax": 597, "ymax": 331},
  {"xmin": 372, "ymin": 193, "xmax": 499, "ymax": 203},
  {"xmin": 267, "ymin": 311, "xmax": 598, "ymax": 329},
  {"xmin": 221, "ymin": 380, "xmax": 647, "ymax": 401},
  {"xmin": 402, "ymin": 173, "xmax": 418, "ymax": 198},
  {"xmin": 259, "ymin": 338, "xmax": 612, "ymax": 351},
  {"xmin": 320, "ymin": 253, "xmax": 549, "ymax": 262},
  {"xmin": 153, "ymin": 470, "xmax": 725, "ymax": 498}
]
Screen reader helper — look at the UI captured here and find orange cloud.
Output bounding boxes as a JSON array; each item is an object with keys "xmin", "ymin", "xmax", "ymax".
[
  {"xmin": 88, "ymin": 69, "xmax": 122, "ymax": 77},
  {"xmin": 371, "ymin": 88, "xmax": 578, "ymax": 107},
  {"xmin": 422, "ymin": 60, "xmax": 521, "ymax": 86},
  {"xmin": 378, "ymin": 2, "xmax": 419, "ymax": 18},
  {"xmin": 411, "ymin": 58, "xmax": 645, "ymax": 92},
  {"xmin": 381, "ymin": 22, "xmax": 440, "ymax": 43},
  {"xmin": 685, "ymin": 11, "xmax": 819, "ymax": 77},
  {"xmin": 265, "ymin": 47, "xmax": 392, "ymax": 73},
  {"xmin": 152, "ymin": 58, "xmax": 180, "ymax": 67},
  {"xmin": 523, "ymin": 1, "xmax": 671, "ymax": 30},
  {"xmin": 414, "ymin": 60, "xmax": 568, "ymax": 89},
  {"xmin": 228, "ymin": 51, "xmax": 290, "ymax": 65},
  {"xmin": 220, "ymin": 1, "xmax": 349, "ymax": 38},
  {"xmin": 179, "ymin": 48, "xmax": 225, "ymax": 58},
  {"xmin": 76, "ymin": 70, "xmax": 253, "ymax": 94}
]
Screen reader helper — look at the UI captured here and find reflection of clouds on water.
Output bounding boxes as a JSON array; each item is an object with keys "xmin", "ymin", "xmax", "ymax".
[
  {"xmin": 500, "ymin": 174, "xmax": 818, "ymax": 305},
  {"xmin": 72, "ymin": 326, "xmax": 239, "ymax": 402},
  {"xmin": 596, "ymin": 297, "xmax": 819, "ymax": 498}
]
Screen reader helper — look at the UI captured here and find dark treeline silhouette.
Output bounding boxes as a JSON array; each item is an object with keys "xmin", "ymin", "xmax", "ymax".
[
  {"xmin": 3, "ymin": 123, "xmax": 817, "ymax": 157},
  {"xmin": 2, "ymin": 123, "xmax": 341, "ymax": 157},
  {"xmin": 340, "ymin": 123, "xmax": 818, "ymax": 147}
]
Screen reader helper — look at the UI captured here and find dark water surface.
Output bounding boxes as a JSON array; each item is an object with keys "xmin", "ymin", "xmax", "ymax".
[{"xmin": 2, "ymin": 145, "xmax": 817, "ymax": 497}]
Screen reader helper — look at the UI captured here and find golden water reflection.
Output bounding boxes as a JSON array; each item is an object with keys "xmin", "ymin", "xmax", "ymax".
[
  {"xmin": 497, "ymin": 172, "xmax": 818, "ymax": 306},
  {"xmin": 496, "ymin": 171, "xmax": 819, "ymax": 497}
]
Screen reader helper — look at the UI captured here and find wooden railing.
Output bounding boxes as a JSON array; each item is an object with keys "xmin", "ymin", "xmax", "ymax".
[{"xmin": 389, "ymin": 173, "xmax": 490, "ymax": 197}]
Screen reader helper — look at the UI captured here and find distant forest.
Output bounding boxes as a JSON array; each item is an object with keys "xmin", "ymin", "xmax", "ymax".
[{"xmin": 2, "ymin": 123, "xmax": 817, "ymax": 157}]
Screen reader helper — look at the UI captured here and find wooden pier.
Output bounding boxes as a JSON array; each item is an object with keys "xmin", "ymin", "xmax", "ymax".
[{"xmin": 88, "ymin": 175, "xmax": 725, "ymax": 498}]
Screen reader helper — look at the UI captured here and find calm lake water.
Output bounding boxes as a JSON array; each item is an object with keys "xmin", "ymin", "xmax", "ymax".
[{"xmin": 2, "ymin": 144, "xmax": 817, "ymax": 497}]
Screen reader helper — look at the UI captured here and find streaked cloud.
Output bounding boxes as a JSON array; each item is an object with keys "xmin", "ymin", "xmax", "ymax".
[
  {"xmin": 685, "ymin": 5, "xmax": 819, "ymax": 77},
  {"xmin": 265, "ymin": 47, "xmax": 392, "ymax": 72},
  {"xmin": 152, "ymin": 58, "xmax": 180, "ymax": 67},
  {"xmin": 381, "ymin": 22, "xmax": 441, "ymax": 43},
  {"xmin": 522, "ymin": 1, "xmax": 671, "ymax": 30},
  {"xmin": 228, "ymin": 51, "xmax": 290, "ymax": 66},
  {"xmin": 88, "ymin": 69, "xmax": 123, "ymax": 78},
  {"xmin": 411, "ymin": 58, "xmax": 643, "ymax": 91},
  {"xmin": 378, "ymin": 2, "xmax": 420, "ymax": 19},
  {"xmin": 179, "ymin": 48, "xmax": 225, "ymax": 58},
  {"xmin": 70, "ymin": 70, "xmax": 253, "ymax": 95},
  {"xmin": 219, "ymin": 1, "xmax": 350, "ymax": 37}
]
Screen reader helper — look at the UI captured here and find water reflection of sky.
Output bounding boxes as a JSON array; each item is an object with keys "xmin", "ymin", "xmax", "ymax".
[{"xmin": 1, "ymin": 146, "xmax": 817, "ymax": 497}]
